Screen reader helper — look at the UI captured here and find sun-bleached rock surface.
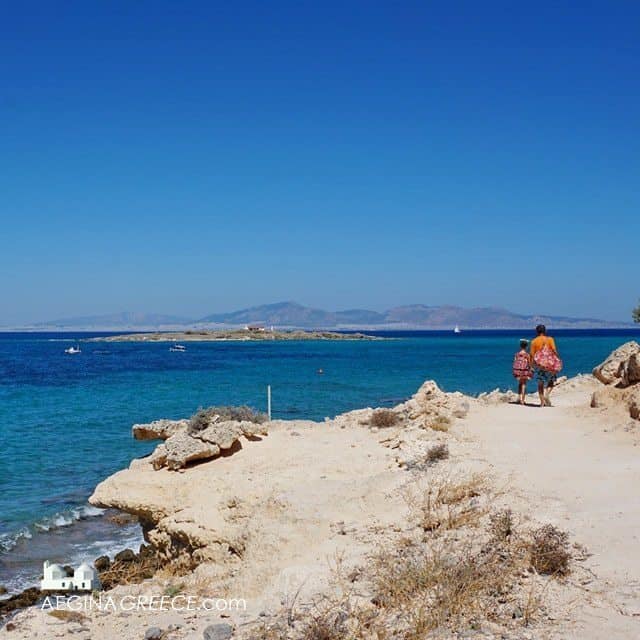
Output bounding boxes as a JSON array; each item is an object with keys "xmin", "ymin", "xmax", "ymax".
[
  {"xmin": 132, "ymin": 412, "xmax": 269, "ymax": 470},
  {"xmin": 590, "ymin": 343, "xmax": 640, "ymax": 421},
  {"xmin": 592, "ymin": 340, "xmax": 640, "ymax": 386},
  {"xmin": 90, "ymin": 380, "xmax": 469, "ymax": 571},
  {"xmin": 132, "ymin": 419, "xmax": 188, "ymax": 441}
]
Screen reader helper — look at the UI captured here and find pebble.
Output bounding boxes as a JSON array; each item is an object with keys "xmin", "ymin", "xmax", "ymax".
[{"xmin": 144, "ymin": 627, "xmax": 163, "ymax": 640}]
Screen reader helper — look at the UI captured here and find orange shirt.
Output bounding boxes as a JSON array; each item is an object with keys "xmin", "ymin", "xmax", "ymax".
[{"xmin": 530, "ymin": 335, "xmax": 557, "ymax": 359}]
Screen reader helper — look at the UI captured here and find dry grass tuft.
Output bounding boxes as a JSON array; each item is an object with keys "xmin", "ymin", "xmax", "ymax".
[
  {"xmin": 298, "ymin": 604, "xmax": 350, "ymax": 640},
  {"xmin": 526, "ymin": 524, "xmax": 571, "ymax": 575},
  {"xmin": 369, "ymin": 409, "xmax": 398, "ymax": 428},
  {"xmin": 425, "ymin": 443, "xmax": 449, "ymax": 465},
  {"xmin": 407, "ymin": 472, "xmax": 489, "ymax": 534}
]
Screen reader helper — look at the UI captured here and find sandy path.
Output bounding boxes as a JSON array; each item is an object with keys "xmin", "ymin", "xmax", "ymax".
[{"xmin": 461, "ymin": 383, "xmax": 640, "ymax": 638}]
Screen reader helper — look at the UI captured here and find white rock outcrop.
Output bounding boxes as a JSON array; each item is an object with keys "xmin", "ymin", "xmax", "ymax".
[
  {"xmin": 132, "ymin": 413, "xmax": 269, "ymax": 471},
  {"xmin": 591, "ymin": 342, "xmax": 640, "ymax": 421},
  {"xmin": 133, "ymin": 419, "xmax": 189, "ymax": 441},
  {"xmin": 592, "ymin": 341, "xmax": 640, "ymax": 386}
]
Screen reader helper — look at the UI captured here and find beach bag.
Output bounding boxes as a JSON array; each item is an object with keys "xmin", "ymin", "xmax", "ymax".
[
  {"xmin": 512, "ymin": 351, "xmax": 532, "ymax": 378},
  {"xmin": 534, "ymin": 343, "xmax": 563, "ymax": 373}
]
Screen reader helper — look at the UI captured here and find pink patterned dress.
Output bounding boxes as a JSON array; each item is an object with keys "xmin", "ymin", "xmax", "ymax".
[{"xmin": 512, "ymin": 350, "xmax": 533, "ymax": 380}]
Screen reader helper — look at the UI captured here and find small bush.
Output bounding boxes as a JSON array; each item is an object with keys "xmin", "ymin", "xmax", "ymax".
[
  {"xmin": 489, "ymin": 509, "xmax": 514, "ymax": 542},
  {"xmin": 299, "ymin": 606, "xmax": 349, "ymax": 639},
  {"xmin": 98, "ymin": 552, "xmax": 161, "ymax": 589},
  {"xmin": 188, "ymin": 405, "xmax": 268, "ymax": 433},
  {"xmin": 369, "ymin": 539, "xmax": 521, "ymax": 634},
  {"xmin": 370, "ymin": 409, "xmax": 398, "ymax": 428},
  {"xmin": 527, "ymin": 524, "xmax": 570, "ymax": 575},
  {"xmin": 425, "ymin": 444, "xmax": 449, "ymax": 465}
]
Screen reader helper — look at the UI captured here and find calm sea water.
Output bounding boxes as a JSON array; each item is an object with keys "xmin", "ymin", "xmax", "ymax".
[{"xmin": 1, "ymin": 328, "xmax": 639, "ymax": 591}]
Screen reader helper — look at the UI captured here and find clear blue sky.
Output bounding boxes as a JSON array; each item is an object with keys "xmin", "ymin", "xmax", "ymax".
[{"xmin": 1, "ymin": 1, "xmax": 638, "ymax": 324}]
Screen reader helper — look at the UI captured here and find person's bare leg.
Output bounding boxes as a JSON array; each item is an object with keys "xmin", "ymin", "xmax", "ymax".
[
  {"xmin": 518, "ymin": 380, "xmax": 526, "ymax": 404},
  {"xmin": 537, "ymin": 380, "xmax": 545, "ymax": 406},
  {"xmin": 545, "ymin": 379, "xmax": 554, "ymax": 406}
]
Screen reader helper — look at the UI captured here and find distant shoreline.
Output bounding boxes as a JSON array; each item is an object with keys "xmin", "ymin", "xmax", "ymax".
[
  {"xmin": 89, "ymin": 329, "xmax": 382, "ymax": 342},
  {"xmin": 1, "ymin": 325, "xmax": 637, "ymax": 334}
]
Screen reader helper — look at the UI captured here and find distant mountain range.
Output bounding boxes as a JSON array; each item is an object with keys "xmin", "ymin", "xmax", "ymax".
[{"xmin": 21, "ymin": 301, "xmax": 633, "ymax": 330}]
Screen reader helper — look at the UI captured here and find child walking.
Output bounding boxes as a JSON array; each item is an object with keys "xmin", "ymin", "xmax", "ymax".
[{"xmin": 512, "ymin": 339, "xmax": 533, "ymax": 405}]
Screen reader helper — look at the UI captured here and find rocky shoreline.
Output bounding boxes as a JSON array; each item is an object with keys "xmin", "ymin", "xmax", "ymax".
[{"xmin": 2, "ymin": 342, "xmax": 639, "ymax": 638}]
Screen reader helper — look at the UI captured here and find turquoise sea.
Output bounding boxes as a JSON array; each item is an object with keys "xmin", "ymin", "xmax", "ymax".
[{"xmin": 1, "ymin": 328, "xmax": 639, "ymax": 592}]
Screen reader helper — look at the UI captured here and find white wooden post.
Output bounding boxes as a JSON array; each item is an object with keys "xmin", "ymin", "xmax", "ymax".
[{"xmin": 267, "ymin": 385, "xmax": 272, "ymax": 421}]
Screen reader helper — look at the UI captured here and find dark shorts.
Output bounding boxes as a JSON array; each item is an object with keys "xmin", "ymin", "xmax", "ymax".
[{"xmin": 536, "ymin": 368, "xmax": 557, "ymax": 385}]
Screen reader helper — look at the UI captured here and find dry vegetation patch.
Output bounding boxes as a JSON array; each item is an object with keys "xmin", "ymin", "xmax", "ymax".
[
  {"xmin": 98, "ymin": 553, "xmax": 161, "ymax": 590},
  {"xmin": 188, "ymin": 405, "xmax": 268, "ymax": 434},
  {"xmin": 243, "ymin": 469, "xmax": 575, "ymax": 640},
  {"xmin": 369, "ymin": 409, "xmax": 398, "ymax": 428},
  {"xmin": 526, "ymin": 524, "xmax": 571, "ymax": 576},
  {"xmin": 424, "ymin": 443, "xmax": 449, "ymax": 465}
]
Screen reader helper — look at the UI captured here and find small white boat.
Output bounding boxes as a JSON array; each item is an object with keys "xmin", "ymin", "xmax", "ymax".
[
  {"xmin": 454, "ymin": 325, "xmax": 461, "ymax": 334},
  {"xmin": 169, "ymin": 344, "xmax": 186, "ymax": 352},
  {"xmin": 64, "ymin": 345, "xmax": 81, "ymax": 354}
]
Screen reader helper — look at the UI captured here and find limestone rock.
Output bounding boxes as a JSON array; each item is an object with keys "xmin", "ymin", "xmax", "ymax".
[
  {"xmin": 203, "ymin": 623, "xmax": 234, "ymax": 640},
  {"xmin": 478, "ymin": 388, "xmax": 519, "ymax": 404},
  {"xmin": 333, "ymin": 408, "xmax": 374, "ymax": 428},
  {"xmin": 140, "ymin": 416, "xmax": 270, "ymax": 470},
  {"xmin": 238, "ymin": 420, "xmax": 269, "ymax": 437},
  {"xmin": 149, "ymin": 444, "xmax": 168, "ymax": 471},
  {"xmin": 164, "ymin": 431, "xmax": 221, "ymax": 470},
  {"xmin": 194, "ymin": 421, "xmax": 249, "ymax": 450},
  {"xmin": 452, "ymin": 399, "xmax": 470, "ymax": 418},
  {"xmin": 144, "ymin": 627, "xmax": 163, "ymax": 640},
  {"xmin": 630, "ymin": 388, "xmax": 640, "ymax": 420},
  {"xmin": 620, "ymin": 353, "xmax": 640, "ymax": 387},
  {"xmin": 114, "ymin": 548, "xmax": 137, "ymax": 563},
  {"xmin": 592, "ymin": 341, "xmax": 640, "ymax": 386},
  {"xmin": 133, "ymin": 419, "xmax": 188, "ymax": 441}
]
